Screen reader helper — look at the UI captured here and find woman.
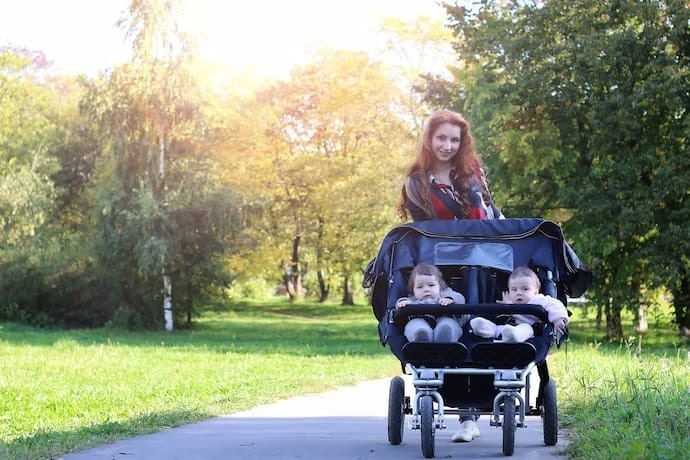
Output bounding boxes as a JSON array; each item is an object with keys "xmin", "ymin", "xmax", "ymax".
[
  {"xmin": 398, "ymin": 109, "xmax": 502, "ymax": 222},
  {"xmin": 399, "ymin": 109, "xmax": 503, "ymax": 443}
]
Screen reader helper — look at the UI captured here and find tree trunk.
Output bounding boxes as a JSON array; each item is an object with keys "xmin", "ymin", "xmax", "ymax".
[
  {"xmin": 186, "ymin": 279, "xmax": 193, "ymax": 325},
  {"xmin": 596, "ymin": 302, "xmax": 603, "ymax": 330},
  {"xmin": 163, "ymin": 267, "xmax": 173, "ymax": 331},
  {"xmin": 672, "ymin": 267, "xmax": 690, "ymax": 336},
  {"xmin": 605, "ymin": 296, "xmax": 622, "ymax": 340},
  {"xmin": 158, "ymin": 131, "xmax": 173, "ymax": 331},
  {"xmin": 316, "ymin": 216, "xmax": 329, "ymax": 302},
  {"xmin": 286, "ymin": 234, "xmax": 302, "ymax": 301},
  {"xmin": 632, "ymin": 281, "xmax": 647, "ymax": 333},
  {"xmin": 318, "ymin": 268, "xmax": 330, "ymax": 302},
  {"xmin": 342, "ymin": 275, "xmax": 354, "ymax": 305},
  {"xmin": 634, "ymin": 303, "xmax": 648, "ymax": 333}
]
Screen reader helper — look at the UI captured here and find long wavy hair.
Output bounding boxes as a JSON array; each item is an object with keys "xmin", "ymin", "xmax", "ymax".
[{"xmin": 398, "ymin": 109, "xmax": 483, "ymax": 220}]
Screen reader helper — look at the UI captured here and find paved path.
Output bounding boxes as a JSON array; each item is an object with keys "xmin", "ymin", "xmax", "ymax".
[{"xmin": 60, "ymin": 377, "xmax": 568, "ymax": 459}]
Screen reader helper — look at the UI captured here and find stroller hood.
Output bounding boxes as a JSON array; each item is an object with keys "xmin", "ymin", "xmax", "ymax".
[{"xmin": 364, "ymin": 218, "xmax": 592, "ymax": 323}]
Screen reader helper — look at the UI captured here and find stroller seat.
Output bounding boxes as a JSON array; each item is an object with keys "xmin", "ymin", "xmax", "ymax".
[
  {"xmin": 402, "ymin": 340, "xmax": 538, "ymax": 370},
  {"xmin": 401, "ymin": 342, "xmax": 469, "ymax": 368}
]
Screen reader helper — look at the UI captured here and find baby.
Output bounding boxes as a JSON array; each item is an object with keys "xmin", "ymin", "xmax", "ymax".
[
  {"xmin": 396, "ymin": 263, "xmax": 467, "ymax": 342},
  {"xmin": 470, "ymin": 266, "xmax": 568, "ymax": 342}
]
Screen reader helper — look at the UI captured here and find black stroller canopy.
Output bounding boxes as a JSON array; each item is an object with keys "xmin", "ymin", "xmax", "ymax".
[{"xmin": 365, "ymin": 218, "xmax": 592, "ymax": 323}]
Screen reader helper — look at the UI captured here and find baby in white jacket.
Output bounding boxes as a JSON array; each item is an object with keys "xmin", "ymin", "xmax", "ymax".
[{"xmin": 470, "ymin": 266, "xmax": 568, "ymax": 342}]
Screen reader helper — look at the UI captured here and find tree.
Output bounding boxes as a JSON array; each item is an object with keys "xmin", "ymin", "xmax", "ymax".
[
  {"xmin": 378, "ymin": 15, "xmax": 458, "ymax": 131},
  {"xmin": 0, "ymin": 46, "xmax": 72, "ymax": 325},
  {"xmin": 221, "ymin": 50, "xmax": 409, "ymax": 303},
  {"xmin": 0, "ymin": 47, "xmax": 58, "ymax": 252},
  {"xmin": 82, "ymin": 0, "xmax": 241, "ymax": 329},
  {"xmin": 445, "ymin": 0, "xmax": 690, "ymax": 338}
]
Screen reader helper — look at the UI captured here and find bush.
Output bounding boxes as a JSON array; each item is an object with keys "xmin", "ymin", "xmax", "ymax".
[
  {"xmin": 225, "ymin": 278, "xmax": 274, "ymax": 300},
  {"xmin": 0, "ymin": 239, "xmax": 125, "ymax": 327}
]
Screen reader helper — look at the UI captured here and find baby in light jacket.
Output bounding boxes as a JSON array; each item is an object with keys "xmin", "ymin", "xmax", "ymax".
[
  {"xmin": 396, "ymin": 263, "xmax": 467, "ymax": 342},
  {"xmin": 470, "ymin": 266, "xmax": 568, "ymax": 342}
]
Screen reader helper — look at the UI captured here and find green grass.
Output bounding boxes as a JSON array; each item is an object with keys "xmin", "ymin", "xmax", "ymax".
[
  {"xmin": 1, "ymin": 299, "xmax": 688, "ymax": 459},
  {"xmin": 549, "ymin": 306, "xmax": 690, "ymax": 460},
  {"xmin": 0, "ymin": 299, "xmax": 399, "ymax": 460}
]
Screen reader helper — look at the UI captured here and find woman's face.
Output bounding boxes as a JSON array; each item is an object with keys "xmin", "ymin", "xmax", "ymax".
[{"xmin": 430, "ymin": 122, "xmax": 462, "ymax": 166}]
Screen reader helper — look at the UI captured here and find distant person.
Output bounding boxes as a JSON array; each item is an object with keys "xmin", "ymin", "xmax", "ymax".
[
  {"xmin": 396, "ymin": 263, "xmax": 467, "ymax": 342},
  {"xmin": 470, "ymin": 266, "xmax": 568, "ymax": 342}
]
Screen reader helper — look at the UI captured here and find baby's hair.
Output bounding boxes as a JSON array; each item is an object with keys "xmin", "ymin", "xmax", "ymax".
[
  {"xmin": 509, "ymin": 266, "xmax": 541, "ymax": 289},
  {"xmin": 408, "ymin": 263, "xmax": 448, "ymax": 292}
]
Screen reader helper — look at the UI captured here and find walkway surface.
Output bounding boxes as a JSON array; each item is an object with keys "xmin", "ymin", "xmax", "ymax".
[{"xmin": 60, "ymin": 377, "xmax": 568, "ymax": 459}]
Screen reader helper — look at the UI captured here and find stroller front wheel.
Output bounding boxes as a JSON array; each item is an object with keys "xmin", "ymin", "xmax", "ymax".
[
  {"xmin": 420, "ymin": 395, "xmax": 435, "ymax": 458},
  {"xmin": 542, "ymin": 379, "xmax": 558, "ymax": 445},
  {"xmin": 502, "ymin": 397, "xmax": 516, "ymax": 456},
  {"xmin": 387, "ymin": 376, "xmax": 406, "ymax": 445}
]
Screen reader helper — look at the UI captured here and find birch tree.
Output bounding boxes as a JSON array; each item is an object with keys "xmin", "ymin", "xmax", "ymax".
[{"xmin": 83, "ymin": 0, "xmax": 239, "ymax": 329}]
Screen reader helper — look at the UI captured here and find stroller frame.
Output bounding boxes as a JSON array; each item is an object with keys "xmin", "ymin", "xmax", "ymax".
[
  {"xmin": 409, "ymin": 360, "xmax": 536, "ymax": 430},
  {"xmin": 389, "ymin": 303, "xmax": 558, "ymax": 457}
]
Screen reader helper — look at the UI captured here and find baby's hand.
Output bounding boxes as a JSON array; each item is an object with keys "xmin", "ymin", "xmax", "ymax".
[
  {"xmin": 498, "ymin": 291, "xmax": 511, "ymax": 304},
  {"xmin": 396, "ymin": 299, "xmax": 410, "ymax": 309},
  {"xmin": 553, "ymin": 318, "xmax": 567, "ymax": 335},
  {"xmin": 439, "ymin": 297, "xmax": 453, "ymax": 306}
]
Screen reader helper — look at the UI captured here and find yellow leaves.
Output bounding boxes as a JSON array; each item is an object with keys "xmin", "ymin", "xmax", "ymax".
[{"xmin": 209, "ymin": 48, "xmax": 413, "ymax": 282}]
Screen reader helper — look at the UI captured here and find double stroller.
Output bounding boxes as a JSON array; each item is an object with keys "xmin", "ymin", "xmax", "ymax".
[{"xmin": 364, "ymin": 218, "xmax": 591, "ymax": 457}]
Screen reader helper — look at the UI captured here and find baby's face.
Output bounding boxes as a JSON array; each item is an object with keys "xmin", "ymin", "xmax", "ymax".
[
  {"xmin": 412, "ymin": 274, "xmax": 441, "ymax": 301},
  {"xmin": 507, "ymin": 275, "xmax": 540, "ymax": 303}
]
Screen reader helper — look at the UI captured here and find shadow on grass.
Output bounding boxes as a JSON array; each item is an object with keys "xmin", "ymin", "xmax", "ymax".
[{"xmin": 1, "ymin": 409, "xmax": 213, "ymax": 460}]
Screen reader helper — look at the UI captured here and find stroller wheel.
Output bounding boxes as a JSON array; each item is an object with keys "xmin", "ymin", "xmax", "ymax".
[
  {"xmin": 502, "ymin": 397, "xmax": 516, "ymax": 456},
  {"xmin": 542, "ymin": 379, "xmax": 558, "ymax": 445},
  {"xmin": 420, "ymin": 395, "xmax": 435, "ymax": 458},
  {"xmin": 387, "ymin": 376, "xmax": 405, "ymax": 445}
]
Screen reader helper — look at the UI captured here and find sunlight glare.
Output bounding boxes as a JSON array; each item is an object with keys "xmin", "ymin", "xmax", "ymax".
[{"xmin": 191, "ymin": 0, "xmax": 447, "ymax": 79}]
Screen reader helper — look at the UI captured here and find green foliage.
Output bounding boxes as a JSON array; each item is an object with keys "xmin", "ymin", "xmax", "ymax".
[
  {"xmin": 545, "ymin": 303, "xmax": 690, "ymax": 459},
  {"xmin": 0, "ymin": 1, "xmax": 245, "ymax": 329},
  {"xmin": 0, "ymin": 47, "xmax": 60, "ymax": 249},
  {"xmin": 225, "ymin": 278, "xmax": 274, "ymax": 301},
  {"xmin": 0, "ymin": 48, "xmax": 112, "ymax": 327},
  {"xmin": 556, "ymin": 345, "xmax": 690, "ymax": 459},
  {"xmin": 445, "ymin": 0, "xmax": 690, "ymax": 337},
  {"xmin": 0, "ymin": 234, "xmax": 119, "ymax": 328}
]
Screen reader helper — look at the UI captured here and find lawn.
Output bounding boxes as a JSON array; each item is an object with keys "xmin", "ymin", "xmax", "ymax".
[
  {"xmin": 0, "ymin": 299, "xmax": 399, "ymax": 460},
  {"xmin": 0, "ymin": 298, "xmax": 688, "ymax": 459},
  {"xmin": 550, "ymin": 306, "xmax": 690, "ymax": 460}
]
